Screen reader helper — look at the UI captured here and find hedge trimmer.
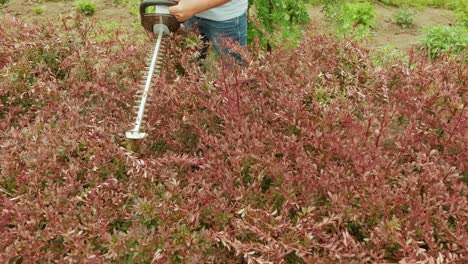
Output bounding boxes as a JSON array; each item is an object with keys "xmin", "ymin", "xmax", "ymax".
[{"xmin": 126, "ymin": 0, "xmax": 179, "ymax": 145}]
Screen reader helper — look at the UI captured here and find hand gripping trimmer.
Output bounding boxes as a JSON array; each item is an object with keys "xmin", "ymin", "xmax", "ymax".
[{"xmin": 126, "ymin": 0, "xmax": 180, "ymax": 141}]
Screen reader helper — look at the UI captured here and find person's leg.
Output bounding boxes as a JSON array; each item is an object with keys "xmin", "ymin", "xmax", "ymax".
[
  {"xmin": 197, "ymin": 12, "xmax": 248, "ymax": 62},
  {"xmin": 182, "ymin": 16, "xmax": 199, "ymax": 31}
]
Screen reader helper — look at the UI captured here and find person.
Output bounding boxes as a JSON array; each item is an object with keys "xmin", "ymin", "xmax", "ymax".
[{"xmin": 169, "ymin": 0, "xmax": 248, "ymax": 62}]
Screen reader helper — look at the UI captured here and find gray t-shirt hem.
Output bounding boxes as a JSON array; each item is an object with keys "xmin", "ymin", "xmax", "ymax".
[{"xmin": 195, "ymin": 0, "xmax": 248, "ymax": 21}]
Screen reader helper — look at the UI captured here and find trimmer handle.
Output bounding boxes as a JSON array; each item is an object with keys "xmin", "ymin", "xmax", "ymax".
[
  {"xmin": 139, "ymin": 0, "xmax": 177, "ymax": 16},
  {"xmin": 140, "ymin": 0, "xmax": 180, "ymax": 33}
]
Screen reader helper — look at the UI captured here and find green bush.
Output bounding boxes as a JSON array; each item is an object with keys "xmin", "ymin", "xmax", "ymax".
[
  {"xmin": 341, "ymin": 2, "xmax": 376, "ymax": 28},
  {"xmin": 323, "ymin": 1, "xmax": 377, "ymax": 39},
  {"xmin": 75, "ymin": 0, "xmax": 96, "ymax": 16},
  {"xmin": 457, "ymin": 10, "xmax": 468, "ymax": 27},
  {"xmin": 394, "ymin": 8, "xmax": 415, "ymax": 28},
  {"xmin": 34, "ymin": 5, "xmax": 44, "ymax": 15},
  {"xmin": 248, "ymin": 0, "xmax": 311, "ymax": 48},
  {"xmin": 420, "ymin": 25, "xmax": 468, "ymax": 59},
  {"xmin": 0, "ymin": 0, "xmax": 8, "ymax": 5},
  {"xmin": 451, "ymin": 0, "xmax": 468, "ymax": 27}
]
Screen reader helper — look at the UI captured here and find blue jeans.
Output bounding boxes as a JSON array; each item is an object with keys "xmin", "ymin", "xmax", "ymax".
[{"xmin": 184, "ymin": 12, "xmax": 248, "ymax": 62}]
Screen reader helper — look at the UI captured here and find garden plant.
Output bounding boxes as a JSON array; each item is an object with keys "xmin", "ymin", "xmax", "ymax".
[
  {"xmin": 420, "ymin": 25, "xmax": 468, "ymax": 60},
  {"xmin": 34, "ymin": 5, "xmax": 45, "ymax": 15},
  {"xmin": 394, "ymin": 8, "xmax": 415, "ymax": 28},
  {"xmin": 322, "ymin": 0, "xmax": 377, "ymax": 39},
  {"xmin": 1, "ymin": 10, "xmax": 467, "ymax": 262},
  {"xmin": 248, "ymin": 0, "xmax": 312, "ymax": 48},
  {"xmin": 75, "ymin": 0, "xmax": 96, "ymax": 16}
]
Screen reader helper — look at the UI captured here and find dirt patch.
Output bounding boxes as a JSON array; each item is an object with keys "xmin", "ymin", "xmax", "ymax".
[
  {"xmin": 368, "ymin": 4, "xmax": 456, "ymax": 50},
  {"xmin": 308, "ymin": 4, "xmax": 456, "ymax": 51},
  {"xmin": 2, "ymin": 0, "xmax": 135, "ymax": 26},
  {"xmin": 308, "ymin": 5, "xmax": 328, "ymax": 33}
]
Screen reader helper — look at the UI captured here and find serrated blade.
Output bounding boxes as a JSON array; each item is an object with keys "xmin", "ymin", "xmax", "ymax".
[{"xmin": 126, "ymin": 30, "xmax": 166, "ymax": 140}]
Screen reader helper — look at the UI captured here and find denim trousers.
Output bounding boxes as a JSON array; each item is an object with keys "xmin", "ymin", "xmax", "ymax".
[{"xmin": 183, "ymin": 12, "xmax": 248, "ymax": 62}]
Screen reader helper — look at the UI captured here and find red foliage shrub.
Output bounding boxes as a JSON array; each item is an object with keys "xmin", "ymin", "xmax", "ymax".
[{"xmin": 1, "ymin": 15, "xmax": 466, "ymax": 263}]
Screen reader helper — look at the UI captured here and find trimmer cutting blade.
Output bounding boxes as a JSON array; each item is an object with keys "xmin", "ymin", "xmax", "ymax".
[{"xmin": 126, "ymin": 0, "xmax": 179, "ymax": 143}]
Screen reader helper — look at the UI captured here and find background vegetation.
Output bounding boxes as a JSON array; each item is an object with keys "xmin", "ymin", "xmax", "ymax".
[{"xmin": 247, "ymin": 0, "xmax": 312, "ymax": 49}]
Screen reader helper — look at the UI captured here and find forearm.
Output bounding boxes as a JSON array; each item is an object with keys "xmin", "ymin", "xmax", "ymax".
[{"xmin": 169, "ymin": 0, "xmax": 231, "ymax": 22}]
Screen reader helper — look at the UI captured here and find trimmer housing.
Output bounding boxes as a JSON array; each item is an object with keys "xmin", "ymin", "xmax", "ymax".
[{"xmin": 140, "ymin": 0, "xmax": 180, "ymax": 33}]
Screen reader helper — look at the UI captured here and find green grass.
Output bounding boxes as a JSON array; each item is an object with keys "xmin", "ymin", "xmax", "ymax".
[
  {"xmin": 75, "ymin": 0, "xmax": 96, "ymax": 16},
  {"xmin": 420, "ymin": 25, "xmax": 468, "ymax": 59},
  {"xmin": 323, "ymin": 1, "xmax": 377, "ymax": 39},
  {"xmin": 370, "ymin": 45, "xmax": 409, "ymax": 66},
  {"xmin": 456, "ymin": 9, "xmax": 468, "ymax": 27},
  {"xmin": 394, "ymin": 8, "xmax": 415, "ymax": 28},
  {"xmin": 34, "ymin": 5, "xmax": 44, "ymax": 15},
  {"xmin": 450, "ymin": 0, "xmax": 468, "ymax": 27}
]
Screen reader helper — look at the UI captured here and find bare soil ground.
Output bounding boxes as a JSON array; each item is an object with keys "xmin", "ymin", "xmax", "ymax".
[
  {"xmin": 309, "ymin": 4, "xmax": 456, "ymax": 51},
  {"xmin": 369, "ymin": 4, "xmax": 456, "ymax": 50}
]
